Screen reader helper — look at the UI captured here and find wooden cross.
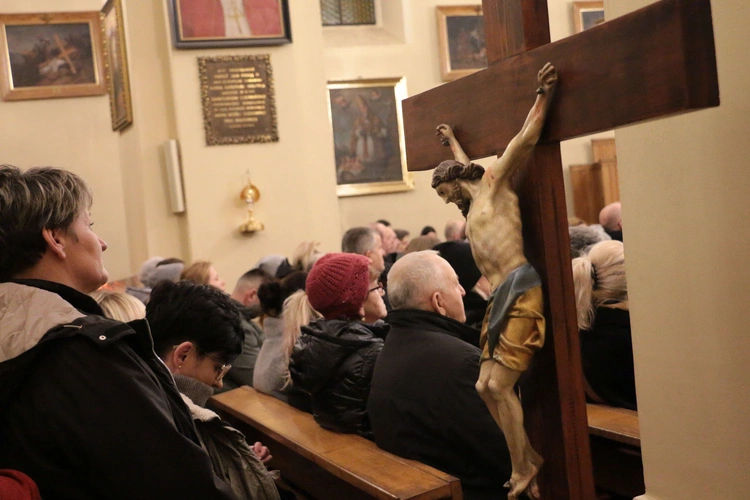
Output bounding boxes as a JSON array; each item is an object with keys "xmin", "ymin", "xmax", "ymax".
[{"xmin": 402, "ymin": 0, "xmax": 719, "ymax": 498}]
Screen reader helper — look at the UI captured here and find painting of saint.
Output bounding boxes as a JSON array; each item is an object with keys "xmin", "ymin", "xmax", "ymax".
[
  {"xmin": 173, "ymin": 0, "xmax": 291, "ymax": 47},
  {"xmin": 446, "ymin": 15, "xmax": 487, "ymax": 71},
  {"xmin": 329, "ymin": 83, "xmax": 405, "ymax": 188}
]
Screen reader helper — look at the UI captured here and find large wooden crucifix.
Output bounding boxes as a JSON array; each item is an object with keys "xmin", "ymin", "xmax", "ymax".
[{"xmin": 401, "ymin": 0, "xmax": 719, "ymax": 498}]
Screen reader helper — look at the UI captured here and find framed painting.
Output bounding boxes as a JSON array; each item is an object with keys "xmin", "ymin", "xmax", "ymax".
[
  {"xmin": 102, "ymin": 0, "xmax": 133, "ymax": 131},
  {"xmin": 169, "ymin": 0, "xmax": 292, "ymax": 49},
  {"xmin": 328, "ymin": 77, "xmax": 414, "ymax": 197},
  {"xmin": 436, "ymin": 5, "xmax": 487, "ymax": 82},
  {"xmin": 573, "ymin": 1, "xmax": 605, "ymax": 34},
  {"xmin": 0, "ymin": 11, "xmax": 106, "ymax": 101}
]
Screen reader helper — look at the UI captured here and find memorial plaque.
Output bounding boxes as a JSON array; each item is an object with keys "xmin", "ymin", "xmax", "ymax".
[{"xmin": 199, "ymin": 55, "xmax": 278, "ymax": 145}]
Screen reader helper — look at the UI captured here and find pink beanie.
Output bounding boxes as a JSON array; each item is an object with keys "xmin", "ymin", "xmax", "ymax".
[{"xmin": 306, "ymin": 253, "xmax": 370, "ymax": 320}]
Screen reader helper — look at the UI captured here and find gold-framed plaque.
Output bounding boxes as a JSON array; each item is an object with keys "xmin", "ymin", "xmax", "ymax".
[
  {"xmin": 328, "ymin": 77, "xmax": 414, "ymax": 197},
  {"xmin": 198, "ymin": 54, "xmax": 278, "ymax": 145}
]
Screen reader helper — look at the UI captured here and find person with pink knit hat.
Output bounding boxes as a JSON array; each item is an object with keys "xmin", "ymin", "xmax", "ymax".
[{"xmin": 289, "ymin": 253, "xmax": 389, "ymax": 439}]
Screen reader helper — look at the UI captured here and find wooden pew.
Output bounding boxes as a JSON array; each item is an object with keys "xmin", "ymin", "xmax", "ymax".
[
  {"xmin": 209, "ymin": 386, "xmax": 463, "ymax": 500},
  {"xmin": 586, "ymin": 403, "xmax": 644, "ymax": 498}
]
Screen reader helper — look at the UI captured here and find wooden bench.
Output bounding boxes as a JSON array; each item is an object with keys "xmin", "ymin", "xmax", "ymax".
[
  {"xmin": 586, "ymin": 403, "xmax": 644, "ymax": 498},
  {"xmin": 209, "ymin": 386, "xmax": 462, "ymax": 500}
]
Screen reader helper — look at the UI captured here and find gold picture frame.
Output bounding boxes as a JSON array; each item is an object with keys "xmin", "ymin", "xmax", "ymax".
[
  {"xmin": 436, "ymin": 5, "xmax": 487, "ymax": 82},
  {"xmin": 573, "ymin": 1, "xmax": 605, "ymax": 34},
  {"xmin": 101, "ymin": 0, "xmax": 133, "ymax": 131},
  {"xmin": 328, "ymin": 77, "xmax": 414, "ymax": 197},
  {"xmin": 0, "ymin": 11, "xmax": 106, "ymax": 101}
]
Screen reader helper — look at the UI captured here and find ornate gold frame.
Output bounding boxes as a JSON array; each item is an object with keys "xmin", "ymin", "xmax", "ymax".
[
  {"xmin": 328, "ymin": 77, "xmax": 414, "ymax": 197},
  {"xmin": 0, "ymin": 11, "xmax": 106, "ymax": 101},
  {"xmin": 435, "ymin": 5, "xmax": 486, "ymax": 82},
  {"xmin": 101, "ymin": 0, "xmax": 133, "ymax": 131}
]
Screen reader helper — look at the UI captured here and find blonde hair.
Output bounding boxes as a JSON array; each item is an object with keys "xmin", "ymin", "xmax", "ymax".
[
  {"xmin": 572, "ymin": 240, "xmax": 628, "ymax": 330},
  {"xmin": 280, "ymin": 290, "xmax": 321, "ymax": 387},
  {"xmin": 90, "ymin": 291, "xmax": 146, "ymax": 322},
  {"xmin": 291, "ymin": 241, "xmax": 324, "ymax": 272},
  {"xmin": 180, "ymin": 260, "xmax": 212, "ymax": 285}
]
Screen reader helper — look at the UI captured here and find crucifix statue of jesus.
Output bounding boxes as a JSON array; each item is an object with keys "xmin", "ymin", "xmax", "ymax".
[{"xmin": 432, "ymin": 63, "xmax": 557, "ymax": 500}]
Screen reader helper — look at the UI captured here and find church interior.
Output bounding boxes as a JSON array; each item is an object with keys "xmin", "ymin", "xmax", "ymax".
[{"xmin": 1, "ymin": 0, "xmax": 748, "ymax": 499}]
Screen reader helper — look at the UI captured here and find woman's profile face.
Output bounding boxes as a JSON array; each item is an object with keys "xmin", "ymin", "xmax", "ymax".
[{"xmin": 207, "ymin": 266, "xmax": 226, "ymax": 291}]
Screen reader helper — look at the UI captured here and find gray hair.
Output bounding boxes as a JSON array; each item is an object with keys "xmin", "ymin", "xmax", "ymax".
[
  {"xmin": 0, "ymin": 165, "xmax": 92, "ymax": 280},
  {"xmin": 388, "ymin": 251, "xmax": 445, "ymax": 310},
  {"xmin": 341, "ymin": 226, "xmax": 377, "ymax": 255},
  {"xmin": 569, "ymin": 224, "xmax": 611, "ymax": 258}
]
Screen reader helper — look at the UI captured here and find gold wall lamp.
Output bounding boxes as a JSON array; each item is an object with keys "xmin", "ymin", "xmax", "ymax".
[{"xmin": 239, "ymin": 172, "xmax": 264, "ymax": 234}]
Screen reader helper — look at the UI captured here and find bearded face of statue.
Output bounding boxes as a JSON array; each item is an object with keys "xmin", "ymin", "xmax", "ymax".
[{"xmin": 436, "ymin": 181, "xmax": 471, "ymax": 219}]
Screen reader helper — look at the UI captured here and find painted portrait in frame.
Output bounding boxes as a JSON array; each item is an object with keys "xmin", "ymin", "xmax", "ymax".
[
  {"xmin": 0, "ymin": 11, "xmax": 106, "ymax": 101},
  {"xmin": 328, "ymin": 77, "xmax": 414, "ymax": 197},
  {"xmin": 573, "ymin": 1, "xmax": 605, "ymax": 34},
  {"xmin": 436, "ymin": 5, "xmax": 487, "ymax": 82},
  {"xmin": 102, "ymin": 0, "xmax": 133, "ymax": 131},
  {"xmin": 169, "ymin": 0, "xmax": 292, "ymax": 49}
]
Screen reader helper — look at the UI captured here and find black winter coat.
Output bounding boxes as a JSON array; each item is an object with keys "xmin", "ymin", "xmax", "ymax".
[
  {"xmin": 289, "ymin": 318, "xmax": 387, "ymax": 438},
  {"xmin": 368, "ymin": 309, "xmax": 512, "ymax": 500},
  {"xmin": 0, "ymin": 280, "xmax": 236, "ymax": 500},
  {"xmin": 580, "ymin": 306, "xmax": 637, "ymax": 410}
]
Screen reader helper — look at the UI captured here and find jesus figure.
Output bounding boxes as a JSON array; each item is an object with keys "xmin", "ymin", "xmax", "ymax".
[{"xmin": 432, "ymin": 63, "xmax": 558, "ymax": 500}]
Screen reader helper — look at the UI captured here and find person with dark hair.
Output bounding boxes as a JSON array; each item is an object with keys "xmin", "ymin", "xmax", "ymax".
[
  {"xmin": 220, "ymin": 268, "xmax": 274, "ymax": 392},
  {"xmin": 290, "ymin": 253, "xmax": 388, "ymax": 438},
  {"xmin": 147, "ymin": 280, "xmax": 280, "ymax": 500},
  {"xmin": 376, "ymin": 219, "xmax": 391, "ymax": 226},
  {"xmin": 145, "ymin": 257, "xmax": 185, "ymax": 289},
  {"xmin": 0, "ymin": 166, "xmax": 235, "ymax": 499},
  {"xmin": 394, "ymin": 228, "xmax": 410, "ymax": 253},
  {"xmin": 420, "ymin": 225, "xmax": 438, "ymax": 237},
  {"xmin": 341, "ymin": 226, "xmax": 386, "ymax": 272},
  {"xmin": 253, "ymin": 271, "xmax": 316, "ymax": 404}
]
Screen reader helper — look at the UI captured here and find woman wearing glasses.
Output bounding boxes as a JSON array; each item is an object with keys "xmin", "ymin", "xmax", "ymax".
[{"xmin": 146, "ymin": 280, "xmax": 281, "ymax": 500}]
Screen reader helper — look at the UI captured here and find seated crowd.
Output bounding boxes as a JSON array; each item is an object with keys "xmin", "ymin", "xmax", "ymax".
[{"xmin": 0, "ymin": 165, "xmax": 635, "ymax": 499}]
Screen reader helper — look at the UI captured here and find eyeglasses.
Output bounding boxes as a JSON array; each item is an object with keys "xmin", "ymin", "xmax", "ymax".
[
  {"xmin": 173, "ymin": 343, "xmax": 232, "ymax": 382},
  {"xmin": 368, "ymin": 284, "xmax": 385, "ymax": 296}
]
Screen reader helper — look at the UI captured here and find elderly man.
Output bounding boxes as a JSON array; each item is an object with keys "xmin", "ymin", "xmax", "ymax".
[
  {"xmin": 368, "ymin": 251, "xmax": 511, "ymax": 500},
  {"xmin": 431, "ymin": 63, "xmax": 557, "ymax": 499},
  {"xmin": 341, "ymin": 226, "xmax": 386, "ymax": 272},
  {"xmin": 444, "ymin": 219, "xmax": 466, "ymax": 241},
  {"xmin": 0, "ymin": 166, "xmax": 235, "ymax": 499},
  {"xmin": 599, "ymin": 201, "xmax": 623, "ymax": 241},
  {"xmin": 221, "ymin": 268, "xmax": 273, "ymax": 391}
]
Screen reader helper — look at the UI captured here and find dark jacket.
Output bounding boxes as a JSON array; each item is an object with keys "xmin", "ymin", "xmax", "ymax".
[
  {"xmin": 220, "ymin": 301, "xmax": 264, "ymax": 392},
  {"xmin": 368, "ymin": 309, "xmax": 512, "ymax": 500},
  {"xmin": 0, "ymin": 280, "xmax": 236, "ymax": 500},
  {"xmin": 289, "ymin": 318, "xmax": 387, "ymax": 438},
  {"xmin": 580, "ymin": 307, "xmax": 637, "ymax": 410},
  {"xmin": 175, "ymin": 375, "xmax": 280, "ymax": 500}
]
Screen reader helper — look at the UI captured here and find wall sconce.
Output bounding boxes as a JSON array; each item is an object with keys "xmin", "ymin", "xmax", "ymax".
[{"xmin": 239, "ymin": 172, "xmax": 264, "ymax": 234}]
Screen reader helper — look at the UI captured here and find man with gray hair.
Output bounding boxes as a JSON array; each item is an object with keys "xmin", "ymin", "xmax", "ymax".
[
  {"xmin": 444, "ymin": 219, "xmax": 466, "ymax": 241},
  {"xmin": 368, "ymin": 251, "xmax": 511, "ymax": 500},
  {"xmin": 0, "ymin": 165, "xmax": 235, "ymax": 499},
  {"xmin": 341, "ymin": 226, "xmax": 385, "ymax": 272}
]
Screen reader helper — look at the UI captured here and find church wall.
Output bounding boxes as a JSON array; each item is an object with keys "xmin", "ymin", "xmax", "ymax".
[
  {"xmin": 324, "ymin": 0, "xmax": 614, "ymax": 238},
  {"xmin": 162, "ymin": 1, "xmax": 342, "ymax": 285},
  {"xmin": 0, "ymin": 0, "xmax": 134, "ymax": 280},
  {"xmin": 609, "ymin": 0, "xmax": 750, "ymax": 498}
]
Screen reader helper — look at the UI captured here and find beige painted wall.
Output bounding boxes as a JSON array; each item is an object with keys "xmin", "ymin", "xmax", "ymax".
[
  {"xmin": 606, "ymin": 0, "xmax": 750, "ymax": 498},
  {"xmin": 325, "ymin": 0, "xmax": 614, "ymax": 238}
]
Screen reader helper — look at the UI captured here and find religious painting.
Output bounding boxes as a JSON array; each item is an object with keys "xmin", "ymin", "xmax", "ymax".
[
  {"xmin": 0, "ymin": 12, "xmax": 106, "ymax": 101},
  {"xmin": 169, "ymin": 0, "xmax": 292, "ymax": 49},
  {"xmin": 101, "ymin": 0, "xmax": 133, "ymax": 131},
  {"xmin": 328, "ymin": 77, "xmax": 414, "ymax": 197},
  {"xmin": 573, "ymin": 1, "xmax": 605, "ymax": 34},
  {"xmin": 436, "ymin": 5, "xmax": 487, "ymax": 82}
]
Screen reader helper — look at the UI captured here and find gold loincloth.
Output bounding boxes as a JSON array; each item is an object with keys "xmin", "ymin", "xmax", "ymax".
[{"xmin": 480, "ymin": 278, "xmax": 545, "ymax": 373}]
